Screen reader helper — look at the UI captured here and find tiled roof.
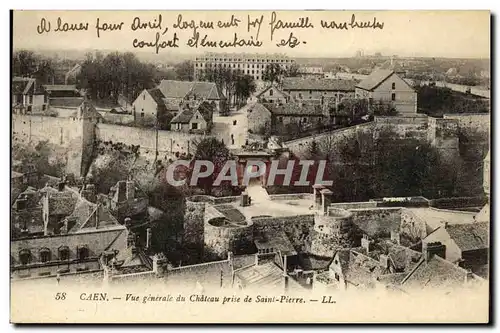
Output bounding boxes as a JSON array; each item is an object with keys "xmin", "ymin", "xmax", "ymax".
[
  {"xmin": 170, "ymin": 108, "xmax": 195, "ymax": 124},
  {"xmin": 43, "ymin": 84, "xmax": 78, "ymax": 92},
  {"xmin": 282, "ymin": 78, "xmax": 357, "ymax": 91},
  {"xmin": 147, "ymin": 88, "xmax": 166, "ymax": 106},
  {"xmin": 68, "ymin": 197, "xmax": 120, "ymax": 233},
  {"xmin": 248, "ymin": 102, "xmax": 271, "ymax": 116},
  {"xmin": 446, "ymin": 222, "xmax": 489, "ymax": 251},
  {"xmin": 235, "ymin": 261, "xmax": 284, "ymax": 289},
  {"xmin": 49, "ymin": 97, "xmax": 85, "ymax": 108},
  {"xmin": 158, "ymin": 80, "xmax": 222, "ymax": 100},
  {"xmin": 255, "ymin": 85, "xmax": 290, "ymax": 98},
  {"xmin": 47, "ymin": 191, "xmax": 78, "ymax": 216},
  {"xmin": 166, "ymin": 259, "xmax": 233, "ymax": 289},
  {"xmin": 265, "ymin": 102, "xmax": 324, "ymax": 116},
  {"xmin": 355, "ymin": 69, "xmax": 395, "ymax": 91},
  {"xmin": 254, "ymin": 230, "xmax": 297, "ymax": 256},
  {"xmin": 162, "ymin": 99, "xmax": 181, "ymax": 111},
  {"xmin": 401, "ymin": 255, "xmax": 471, "ymax": 290},
  {"xmin": 12, "ymin": 77, "xmax": 42, "ymax": 95},
  {"xmin": 341, "ymin": 250, "xmax": 383, "ymax": 288}
]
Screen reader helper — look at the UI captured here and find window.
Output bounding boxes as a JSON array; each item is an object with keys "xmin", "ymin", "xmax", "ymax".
[
  {"xmin": 191, "ymin": 123, "xmax": 198, "ymax": 130},
  {"xmin": 78, "ymin": 247, "xmax": 89, "ymax": 260},
  {"xmin": 391, "ymin": 93, "xmax": 396, "ymax": 101},
  {"xmin": 334, "ymin": 273, "xmax": 340, "ymax": 281},
  {"xmin": 57, "ymin": 246, "xmax": 68, "ymax": 261},
  {"xmin": 269, "ymin": 89, "xmax": 274, "ymax": 96},
  {"xmin": 298, "ymin": 93, "xmax": 303, "ymax": 99},
  {"xmin": 141, "ymin": 112, "xmax": 145, "ymax": 118},
  {"xmin": 19, "ymin": 249, "xmax": 31, "ymax": 265},
  {"xmin": 195, "ymin": 115, "xmax": 198, "ymax": 119},
  {"xmin": 233, "ymin": 120, "xmax": 237, "ymax": 125},
  {"xmin": 40, "ymin": 248, "xmax": 51, "ymax": 263},
  {"xmin": 334, "ymin": 259, "xmax": 338, "ymax": 265},
  {"xmin": 143, "ymin": 94, "xmax": 145, "ymax": 100},
  {"xmin": 309, "ymin": 90, "xmax": 312, "ymax": 94},
  {"xmin": 392, "ymin": 82, "xmax": 396, "ymax": 90},
  {"xmin": 303, "ymin": 117, "xmax": 307, "ymax": 123},
  {"xmin": 278, "ymin": 116, "xmax": 283, "ymax": 123}
]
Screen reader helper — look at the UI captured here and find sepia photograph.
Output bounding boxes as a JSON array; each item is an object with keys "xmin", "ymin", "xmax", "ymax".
[{"xmin": 9, "ymin": 9, "xmax": 491, "ymax": 324}]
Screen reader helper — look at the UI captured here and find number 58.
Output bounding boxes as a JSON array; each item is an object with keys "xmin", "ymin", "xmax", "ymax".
[{"xmin": 55, "ymin": 292, "xmax": 66, "ymax": 300}]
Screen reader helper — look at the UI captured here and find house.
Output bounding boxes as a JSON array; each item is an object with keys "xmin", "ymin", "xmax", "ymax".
[
  {"xmin": 12, "ymin": 77, "xmax": 47, "ymax": 114},
  {"xmin": 282, "ymin": 78, "xmax": 356, "ymax": 102},
  {"xmin": 170, "ymin": 102, "xmax": 214, "ymax": 133},
  {"xmin": 423, "ymin": 222, "xmax": 489, "ymax": 277},
  {"xmin": 44, "ymin": 84, "xmax": 85, "ymax": 115},
  {"xmin": 10, "ymin": 180, "xmax": 128, "ymax": 280},
  {"xmin": 355, "ymin": 69, "xmax": 417, "ymax": 115},
  {"xmin": 132, "ymin": 88, "xmax": 169, "ymax": 128},
  {"xmin": 255, "ymin": 84, "xmax": 290, "ymax": 103},
  {"xmin": 132, "ymin": 80, "xmax": 223, "ymax": 129},
  {"xmin": 264, "ymin": 102, "xmax": 327, "ymax": 134},
  {"xmin": 247, "ymin": 103, "xmax": 272, "ymax": 134}
]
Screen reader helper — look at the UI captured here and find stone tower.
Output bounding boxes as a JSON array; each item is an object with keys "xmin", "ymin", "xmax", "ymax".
[{"xmin": 65, "ymin": 101, "xmax": 100, "ymax": 178}]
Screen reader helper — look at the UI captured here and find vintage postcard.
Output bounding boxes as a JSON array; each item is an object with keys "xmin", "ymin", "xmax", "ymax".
[{"xmin": 10, "ymin": 10, "xmax": 490, "ymax": 323}]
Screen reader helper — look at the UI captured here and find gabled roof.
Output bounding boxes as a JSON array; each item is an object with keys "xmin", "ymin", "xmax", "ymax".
[
  {"xmin": 235, "ymin": 261, "xmax": 284, "ymax": 289},
  {"xmin": 446, "ymin": 222, "xmax": 489, "ymax": 252},
  {"xmin": 401, "ymin": 255, "xmax": 472, "ymax": 290},
  {"xmin": 43, "ymin": 84, "xmax": 78, "ymax": 92},
  {"xmin": 68, "ymin": 197, "xmax": 120, "ymax": 233},
  {"xmin": 248, "ymin": 102, "xmax": 272, "ymax": 116},
  {"xmin": 255, "ymin": 84, "xmax": 289, "ymax": 98},
  {"xmin": 70, "ymin": 101, "xmax": 103, "ymax": 119},
  {"xmin": 157, "ymin": 80, "xmax": 222, "ymax": 100},
  {"xmin": 355, "ymin": 69, "xmax": 397, "ymax": 91},
  {"xmin": 12, "ymin": 77, "xmax": 43, "ymax": 95},
  {"xmin": 282, "ymin": 78, "xmax": 357, "ymax": 92},
  {"xmin": 146, "ymin": 88, "xmax": 166, "ymax": 106},
  {"xmin": 170, "ymin": 102, "xmax": 213, "ymax": 124},
  {"xmin": 265, "ymin": 102, "xmax": 324, "ymax": 116},
  {"xmin": 170, "ymin": 108, "xmax": 195, "ymax": 124}
]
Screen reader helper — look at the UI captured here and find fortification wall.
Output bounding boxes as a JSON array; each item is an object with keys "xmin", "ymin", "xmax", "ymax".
[
  {"xmin": 349, "ymin": 207, "xmax": 402, "ymax": 237},
  {"xmin": 97, "ymin": 123, "xmax": 208, "ymax": 158},
  {"xmin": 183, "ymin": 199, "xmax": 206, "ymax": 249},
  {"xmin": 443, "ymin": 113, "xmax": 490, "ymax": 138},
  {"xmin": 251, "ymin": 214, "xmax": 315, "ymax": 253},
  {"xmin": 204, "ymin": 218, "xmax": 254, "ymax": 257},
  {"xmin": 309, "ymin": 209, "xmax": 354, "ymax": 257}
]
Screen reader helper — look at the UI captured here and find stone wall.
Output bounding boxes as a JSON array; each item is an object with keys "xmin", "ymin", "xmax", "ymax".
[
  {"xmin": 251, "ymin": 214, "xmax": 315, "ymax": 253},
  {"xmin": 204, "ymin": 220, "xmax": 254, "ymax": 257},
  {"xmin": 183, "ymin": 199, "xmax": 206, "ymax": 249},
  {"xmin": 349, "ymin": 207, "xmax": 402, "ymax": 237},
  {"xmin": 309, "ymin": 209, "xmax": 354, "ymax": 257},
  {"xmin": 399, "ymin": 209, "xmax": 428, "ymax": 240}
]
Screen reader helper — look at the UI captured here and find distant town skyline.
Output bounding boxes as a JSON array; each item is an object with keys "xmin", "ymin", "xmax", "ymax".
[{"xmin": 13, "ymin": 10, "xmax": 490, "ymax": 59}]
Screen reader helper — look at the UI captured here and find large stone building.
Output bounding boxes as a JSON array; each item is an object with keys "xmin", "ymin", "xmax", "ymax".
[
  {"xmin": 282, "ymin": 78, "xmax": 356, "ymax": 102},
  {"xmin": 132, "ymin": 80, "xmax": 223, "ymax": 129},
  {"xmin": 193, "ymin": 52, "xmax": 295, "ymax": 81},
  {"xmin": 355, "ymin": 69, "xmax": 417, "ymax": 115},
  {"xmin": 11, "ymin": 180, "xmax": 128, "ymax": 280}
]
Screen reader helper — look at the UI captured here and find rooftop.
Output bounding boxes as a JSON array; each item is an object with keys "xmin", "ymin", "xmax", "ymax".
[{"xmin": 282, "ymin": 78, "xmax": 357, "ymax": 92}]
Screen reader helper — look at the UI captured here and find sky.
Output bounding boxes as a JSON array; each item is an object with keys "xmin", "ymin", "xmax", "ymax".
[{"xmin": 12, "ymin": 10, "xmax": 491, "ymax": 59}]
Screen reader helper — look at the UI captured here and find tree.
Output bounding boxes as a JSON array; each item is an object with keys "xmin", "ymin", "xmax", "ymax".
[
  {"xmin": 12, "ymin": 50, "xmax": 37, "ymax": 77},
  {"xmin": 76, "ymin": 52, "xmax": 156, "ymax": 104},
  {"xmin": 200, "ymin": 68, "xmax": 255, "ymax": 109},
  {"xmin": 263, "ymin": 63, "xmax": 284, "ymax": 85},
  {"xmin": 174, "ymin": 60, "xmax": 194, "ymax": 81},
  {"xmin": 234, "ymin": 74, "xmax": 256, "ymax": 106},
  {"xmin": 372, "ymin": 100, "xmax": 398, "ymax": 116},
  {"xmin": 12, "ymin": 50, "xmax": 55, "ymax": 84},
  {"xmin": 285, "ymin": 63, "xmax": 300, "ymax": 77},
  {"xmin": 190, "ymin": 138, "xmax": 232, "ymax": 195}
]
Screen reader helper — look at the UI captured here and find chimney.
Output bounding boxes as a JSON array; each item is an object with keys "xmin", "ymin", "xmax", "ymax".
[
  {"xmin": 379, "ymin": 254, "xmax": 390, "ymax": 270},
  {"xmin": 153, "ymin": 253, "xmax": 167, "ymax": 275},
  {"xmin": 58, "ymin": 180, "xmax": 66, "ymax": 192},
  {"xmin": 361, "ymin": 235, "xmax": 371, "ymax": 253},
  {"xmin": 390, "ymin": 230, "xmax": 400, "ymax": 245},
  {"xmin": 117, "ymin": 181, "xmax": 127, "ymax": 202},
  {"xmin": 321, "ymin": 189, "xmax": 333, "ymax": 215},
  {"xmin": 465, "ymin": 269, "xmax": 474, "ymax": 283},
  {"xmin": 312, "ymin": 184, "xmax": 324, "ymax": 211},
  {"xmin": 126, "ymin": 181, "xmax": 135, "ymax": 200},
  {"xmin": 146, "ymin": 228, "xmax": 152, "ymax": 249},
  {"xmin": 423, "ymin": 242, "xmax": 446, "ymax": 262}
]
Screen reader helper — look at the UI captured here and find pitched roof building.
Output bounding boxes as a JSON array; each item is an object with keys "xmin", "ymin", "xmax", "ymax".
[{"xmin": 355, "ymin": 69, "xmax": 417, "ymax": 115}]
